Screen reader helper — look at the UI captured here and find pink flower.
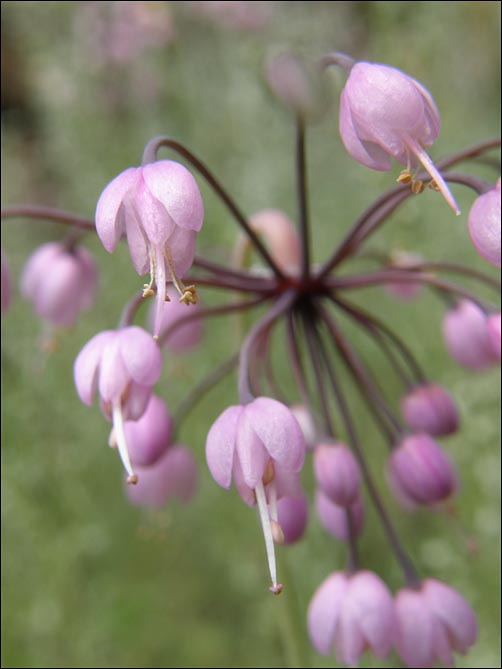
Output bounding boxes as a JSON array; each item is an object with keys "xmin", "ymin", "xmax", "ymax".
[
  {"xmin": 487, "ymin": 312, "xmax": 501, "ymax": 361},
  {"xmin": 315, "ymin": 490, "xmax": 364, "ymax": 542},
  {"xmin": 307, "ymin": 570, "xmax": 395, "ymax": 665},
  {"xmin": 20, "ymin": 242, "xmax": 97, "ymax": 327},
  {"xmin": 388, "ymin": 434, "xmax": 458, "ymax": 506},
  {"xmin": 1, "ymin": 249, "xmax": 12, "ymax": 314},
  {"xmin": 74, "ymin": 326, "xmax": 162, "ymax": 482},
  {"xmin": 395, "ymin": 579, "xmax": 478, "ymax": 667},
  {"xmin": 95, "ymin": 160, "xmax": 204, "ymax": 338},
  {"xmin": 313, "ymin": 442, "xmax": 361, "ymax": 506},
  {"xmin": 205, "ymin": 396, "xmax": 305, "ymax": 592},
  {"xmin": 401, "ymin": 383, "xmax": 459, "ymax": 437},
  {"xmin": 468, "ymin": 178, "xmax": 501, "ymax": 267},
  {"xmin": 126, "ymin": 445, "xmax": 198, "ymax": 508},
  {"xmin": 442, "ymin": 300, "xmax": 499, "ymax": 370},
  {"xmin": 339, "ymin": 61, "xmax": 459, "ymax": 214}
]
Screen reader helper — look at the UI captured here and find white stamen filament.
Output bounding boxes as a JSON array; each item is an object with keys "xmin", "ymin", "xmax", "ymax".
[
  {"xmin": 405, "ymin": 135, "xmax": 461, "ymax": 216},
  {"xmin": 112, "ymin": 400, "xmax": 136, "ymax": 482},
  {"xmin": 255, "ymin": 480, "xmax": 279, "ymax": 590},
  {"xmin": 153, "ymin": 245, "xmax": 167, "ymax": 339},
  {"xmin": 268, "ymin": 482, "xmax": 278, "ymax": 522}
]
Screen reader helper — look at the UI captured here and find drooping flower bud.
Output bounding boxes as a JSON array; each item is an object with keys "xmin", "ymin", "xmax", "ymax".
[
  {"xmin": 487, "ymin": 312, "xmax": 501, "ymax": 361},
  {"xmin": 290, "ymin": 404, "xmax": 317, "ymax": 450},
  {"xmin": 206, "ymin": 396, "xmax": 305, "ymax": 593},
  {"xmin": 388, "ymin": 434, "xmax": 458, "ymax": 506},
  {"xmin": 395, "ymin": 578, "xmax": 477, "ymax": 668},
  {"xmin": 315, "ymin": 489, "xmax": 364, "ymax": 541},
  {"xmin": 401, "ymin": 383, "xmax": 459, "ymax": 437},
  {"xmin": 74, "ymin": 326, "xmax": 162, "ymax": 482},
  {"xmin": 126, "ymin": 445, "xmax": 198, "ymax": 508},
  {"xmin": 118, "ymin": 393, "xmax": 172, "ymax": 467},
  {"xmin": 467, "ymin": 178, "xmax": 501, "ymax": 267},
  {"xmin": 339, "ymin": 61, "xmax": 459, "ymax": 214},
  {"xmin": 313, "ymin": 441, "xmax": 361, "ymax": 506},
  {"xmin": 20, "ymin": 241, "xmax": 97, "ymax": 327},
  {"xmin": 276, "ymin": 493, "xmax": 309, "ymax": 545},
  {"xmin": 307, "ymin": 570, "xmax": 395, "ymax": 665},
  {"xmin": 442, "ymin": 300, "xmax": 499, "ymax": 370},
  {"xmin": 95, "ymin": 159, "xmax": 204, "ymax": 338}
]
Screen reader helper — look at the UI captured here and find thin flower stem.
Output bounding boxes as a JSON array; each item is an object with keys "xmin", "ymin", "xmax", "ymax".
[
  {"xmin": 312, "ymin": 313, "xmax": 420, "ymax": 585},
  {"xmin": 410, "ymin": 261, "xmax": 501, "ymax": 292},
  {"xmin": 119, "ymin": 291, "xmax": 145, "ymax": 328},
  {"xmin": 317, "ymin": 303, "xmax": 402, "ymax": 443},
  {"xmin": 158, "ymin": 294, "xmax": 270, "ymax": 348},
  {"xmin": 295, "ymin": 117, "xmax": 311, "ymax": 281},
  {"xmin": 330, "ymin": 269, "xmax": 497, "ymax": 311},
  {"xmin": 1, "ymin": 205, "xmax": 95, "ymax": 231},
  {"xmin": 329, "ymin": 294, "xmax": 426, "ymax": 386},
  {"xmin": 286, "ymin": 310, "xmax": 317, "ymax": 416},
  {"xmin": 141, "ymin": 136, "xmax": 287, "ymax": 281},
  {"xmin": 172, "ymin": 353, "xmax": 239, "ymax": 434},
  {"xmin": 437, "ymin": 137, "xmax": 501, "ymax": 171},
  {"xmin": 193, "ymin": 255, "xmax": 277, "ymax": 283},
  {"xmin": 187, "ymin": 274, "xmax": 277, "ymax": 293},
  {"xmin": 238, "ymin": 291, "xmax": 296, "ymax": 404}
]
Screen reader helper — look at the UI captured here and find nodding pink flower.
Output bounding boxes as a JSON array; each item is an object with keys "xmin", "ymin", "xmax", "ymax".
[
  {"xmin": 395, "ymin": 578, "xmax": 478, "ymax": 668},
  {"xmin": 307, "ymin": 570, "xmax": 395, "ymax": 665},
  {"xmin": 74, "ymin": 326, "xmax": 162, "ymax": 483},
  {"xmin": 487, "ymin": 313, "xmax": 501, "ymax": 361},
  {"xmin": 1, "ymin": 249, "xmax": 12, "ymax": 314},
  {"xmin": 339, "ymin": 61, "xmax": 460, "ymax": 215},
  {"xmin": 114, "ymin": 393, "xmax": 173, "ymax": 467},
  {"xmin": 95, "ymin": 160, "xmax": 204, "ymax": 338},
  {"xmin": 233, "ymin": 208, "xmax": 302, "ymax": 276},
  {"xmin": 205, "ymin": 396, "xmax": 305, "ymax": 593},
  {"xmin": 468, "ymin": 178, "xmax": 501, "ymax": 267},
  {"xmin": 313, "ymin": 442, "xmax": 361, "ymax": 506},
  {"xmin": 401, "ymin": 383, "xmax": 459, "ymax": 437},
  {"xmin": 20, "ymin": 242, "xmax": 97, "ymax": 327},
  {"xmin": 126, "ymin": 445, "xmax": 198, "ymax": 508},
  {"xmin": 442, "ymin": 300, "xmax": 499, "ymax": 371},
  {"xmin": 276, "ymin": 493, "xmax": 309, "ymax": 545},
  {"xmin": 388, "ymin": 434, "xmax": 458, "ymax": 506},
  {"xmin": 149, "ymin": 286, "xmax": 203, "ymax": 352},
  {"xmin": 290, "ymin": 404, "xmax": 317, "ymax": 450},
  {"xmin": 315, "ymin": 490, "xmax": 364, "ymax": 541}
]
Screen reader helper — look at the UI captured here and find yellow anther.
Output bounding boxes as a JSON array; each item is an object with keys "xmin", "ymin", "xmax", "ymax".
[
  {"xmin": 411, "ymin": 179, "xmax": 426, "ymax": 194},
  {"xmin": 178, "ymin": 285, "xmax": 198, "ymax": 305},
  {"xmin": 397, "ymin": 169, "xmax": 413, "ymax": 184},
  {"xmin": 428, "ymin": 180, "xmax": 441, "ymax": 191}
]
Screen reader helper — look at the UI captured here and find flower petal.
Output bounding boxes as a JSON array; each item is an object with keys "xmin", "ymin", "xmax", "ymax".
[
  {"xmin": 95, "ymin": 167, "xmax": 138, "ymax": 252},
  {"xmin": 74, "ymin": 330, "xmax": 115, "ymax": 405},
  {"xmin": 205, "ymin": 405, "xmax": 242, "ymax": 489}
]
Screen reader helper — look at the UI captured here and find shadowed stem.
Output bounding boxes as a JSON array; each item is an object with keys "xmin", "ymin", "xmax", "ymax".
[
  {"xmin": 295, "ymin": 117, "xmax": 311, "ymax": 281},
  {"xmin": 1, "ymin": 205, "xmax": 95, "ymax": 231},
  {"xmin": 141, "ymin": 135, "xmax": 287, "ymax": 281}
]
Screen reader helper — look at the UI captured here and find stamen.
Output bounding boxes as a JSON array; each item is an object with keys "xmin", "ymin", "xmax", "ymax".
[
  {"xmin": 411, "ymin": 180, "xmax": 425, "ymax": 194},
  {"xmin": 112, "ymin": 400, "xmax": 137, "ymax": 483},
  {"xmin": 255, "ymin": 481, "xmax": 282, "ymax": 594},
  {"xmin": 397, "ymin": 169, "xmax": 413, "ymax": 184},
  {"xmin": 153, "ymin": 245, "xmax": 167, "ymax": 339},
  {"xmin": 164, "ymin": 245, "xmax": 199, "ymax": 305},
  {"xmin": 405, "ymin": 135, "xmax": 461, "ymax": 215},
  {"xmin": 142, "ymin": 247, "xmax": 156, "ymax": 298}
]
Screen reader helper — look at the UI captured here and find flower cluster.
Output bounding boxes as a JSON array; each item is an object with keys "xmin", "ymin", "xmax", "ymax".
[{"xmin": 2, "ymin": 51, "xmax": 500, "ymax": 668}]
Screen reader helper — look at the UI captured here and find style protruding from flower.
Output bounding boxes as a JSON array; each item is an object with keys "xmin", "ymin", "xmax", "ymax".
[
  {"xmin": 388, "ymin": 433, "xmax": 458, "ymax": 506},
  {"xmin": 339, "ymin": 61, "xmax": 460, "ymax": 214},
  {"xmin": 307, "ymin": 570, "xmax": 395, "ymax": 666},
  {"xmin": 442, "ymin": 300, "xmax": 500, "ymax": 371},
  {"xmin": 20, "ymin": 241, "xmax": 97, "ymax": 328},
  {"xmin": 401, "ymin": 383, "xmax": 459, "ymax": 437},
  {"xmin": 95, "ymin": 159, "xmax": 204, "ymax": 338},
  {"xmin": 205, "ymin": 396, "xmax": 305, "ymax": 593},
  {"xmin": 395, "ymin": 578, "xmax": 478, "ymax": 668},
  {"xmin": 74, "ymin": 326, "xmax": 162, "ymax": 482},
  {"xmin": 468, "ymin": 178, "xmax": 501, "ymax": 268}
]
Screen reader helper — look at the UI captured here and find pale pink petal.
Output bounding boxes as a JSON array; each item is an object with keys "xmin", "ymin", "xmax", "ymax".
[
  {"xmin": 307, "ymin": 572, "xmax": 350, "ymax": 655},
  {"xmin": 423, "ymin": 579, "xmax": 478, "ymax": 653},
  {"xmin": 166, "ymin": 227, "xmax": 197, "ymax": 277},
  {"xmin": 235, "ymin": 408, "xmax": 269, "ymax": 489},
  {"xmin": 395, "ymin": 589, "xmax": 435, "ymax": 668},
  {"xmin": 118, "ymin": 326, "xmax": 162, "ymax": 386},
  {"xmin": 95, "ymin": 167, "xmax": 138, "ymax": 252},
  {"xmin": 205, "ymin": 405, "xmax": 242, "ymax": 488},
  {"xmin": 74, "ymin": 330, "xmax": 115, "ymax": 405}
]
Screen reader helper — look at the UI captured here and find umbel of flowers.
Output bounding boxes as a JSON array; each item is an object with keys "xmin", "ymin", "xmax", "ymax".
[{"xmin": 2, "ymin": 51, "xmax": 500, "ymax": 667}]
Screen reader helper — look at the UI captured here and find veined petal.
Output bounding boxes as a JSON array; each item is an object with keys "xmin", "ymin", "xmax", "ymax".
[
  {"xmin": 244, "ymin": 397, "xmax": 305, "ymax": 472},
  {"xmin": 74, "ymin": 330, "xmax": 115, "ymax": 405},
  {"xmin": 307, "ymin": 572, "xmax": 350, "ymax": 655},
  {"xmin": 205, "ymin": 405, "xmax": 242, "ymax": 488},
  {"xmin": 423, "ymin": 579, "xmax": 478, "ymax": 652},
  {"xmin": 98, "ymin": 335, "xmax": 130, "ymax": 403},
  {"xmin": 123, "ymin": 205, "xmax": 150, "ymax": 274},
  {"xmin": 142, "ymin": 160, "xmax": 204, "ymax": 232},
  {"xmin": 132, "ymin": 175, "xmax": 176, "ymax": 245},
  {"xmin": 166, "ymin": 227, "xmax": 197, "ymax": 277},
  {"xmin": 395, "ymin": 589, "xmax": 435, "ymax": 668},
  {"xmin": 95, "ymin": 167, "xmax": 138, "ymax": 252},
  {"xmin": 118, "ymin": 326, "xmax": 162, "ymax": 386},
  {"xmin": 235, "ymin": 409, "xmax": 269, "ymax": 489}
]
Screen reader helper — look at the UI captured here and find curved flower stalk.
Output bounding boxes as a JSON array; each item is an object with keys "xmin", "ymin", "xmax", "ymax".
[{"xmin": 2, "ymin": 47, "xmax": 500, "ymax": 668}]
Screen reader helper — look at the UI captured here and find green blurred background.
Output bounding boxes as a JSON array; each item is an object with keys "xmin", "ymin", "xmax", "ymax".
[{"xmin": 1, "ymin": 2, "xmax": 500, "ymax": 667}]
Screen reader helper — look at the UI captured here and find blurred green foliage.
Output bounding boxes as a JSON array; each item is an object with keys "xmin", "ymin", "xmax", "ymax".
[{"xmin": 1, "ymin": 2, "xmax": 500, "ymax": 667}]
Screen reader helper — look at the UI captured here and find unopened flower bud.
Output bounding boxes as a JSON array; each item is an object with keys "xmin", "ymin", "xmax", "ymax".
[
  {"xmin": 487, "ymin": 313, "xmax": 501, "ymax": 361},
  {"xmin": 442, "ymin": 300, "xmax": 499, "ymax": 370},
  {"xmin": 313, "ymin": 442, "xmax": 361, "ymax": 506},
  {"xmin": 401, "ymin": 383, "xmax": 459, "ymax": 436},
  {"xmin": 315, "ymin": 489, "xmax": 364, "ymax": 541},
  {"xmin": 467, "ymin": 178, "xmax": 501, "ymax": 267},
  {"xmin": 276, "ymin": 493, "xmax": 308, "ymax": 544},
  {"xmin": 388, "ymin": 434, "xmax": 458, "ymax": 506},
  {"xmin": 122, "ymin": 394, "xmax": 173, "ymax": 466}
]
